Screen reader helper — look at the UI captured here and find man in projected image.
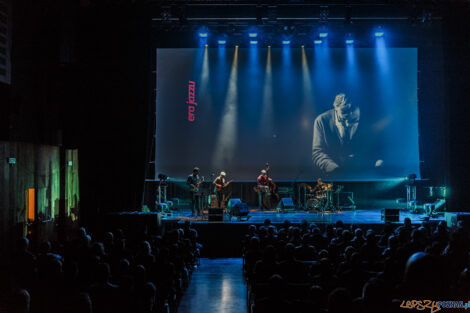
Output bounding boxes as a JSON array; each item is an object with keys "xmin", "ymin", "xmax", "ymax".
[{"xmin": 312, "ymin": 93, "xmax": 383, "ymax": 176}]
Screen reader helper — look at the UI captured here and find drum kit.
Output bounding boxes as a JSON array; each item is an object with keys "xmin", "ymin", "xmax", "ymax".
[{"xmin": 302, "ymin": 183, "xmax": 339, "ymax": 212}]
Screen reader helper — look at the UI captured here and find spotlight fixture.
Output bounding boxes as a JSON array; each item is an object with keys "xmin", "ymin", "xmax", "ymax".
[
  {"xmin": 320, "ymin": 6, "xmax": 329, "ymax": 23},
  {"xmin": 161, "ymin": 7, "xmax": 172, "ymax": 23},
  {"xmin": 267, "ymin": 5, "xmax": 277, "ymax": 22},
  {"xmin": 158, "ymin": 173, "xmax": 169, "ymax": 181},
  {"xmin": 375, "ymin": 27, "xmax": 384, "ymax": 37},
  {"xmin": 344, "ymin": 6, "xmax": 352, "ymax": 24},
  {"xmin": 406, "ymin": 173, "xmax": 417, "ymax": 184},
  {"xmin": 256, "ymin": 5, "xmax": 263, "ymax": 25},
  {"xmin": 176, "ymin": 5, "xmax": 187, "ymax": 25}
]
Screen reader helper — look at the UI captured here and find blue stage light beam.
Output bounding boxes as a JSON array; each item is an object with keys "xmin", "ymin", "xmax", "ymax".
[
  {"xmin": 197, "ymin": 44, "xmax": 213, "ymax": 113},
  {"xmin": 261, "ymin": 46, "xmax": 274, "ymax": 138},
  {"xmin": 375, "ymin": 36, "xmax": 389, "ymax": 73},
  {"xmin": 200, "ymin": 44, "xmax": 210, "ymax": 90},
  {"xmin": 212, "ymin": 46, "xmax": 239, "ymax": 169},
  {"xmin": 346, "ymin": 39, "xmax": 357, "ymax": 72},
  {"xmin": 301, "ymin": 46, "xmax": 315, "ymax": 130}
]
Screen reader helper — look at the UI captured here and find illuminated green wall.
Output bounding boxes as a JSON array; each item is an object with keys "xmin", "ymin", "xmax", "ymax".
[
  {"xmin": 66, "ymin": 149, "xmax": 80, "ymax": 221},
  {"xmin": 0, "ymin": 142, "xmax": 79, "ymax": 246}
]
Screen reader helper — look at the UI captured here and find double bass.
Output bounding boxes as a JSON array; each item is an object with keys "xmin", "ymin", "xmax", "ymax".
[
  {"xmin": 264, "ymin": 178, "xmax": 280, "ymax": 209},
  {"xmin": 254, "ymin": 163, "xmax": 280, "ymax": 209}
]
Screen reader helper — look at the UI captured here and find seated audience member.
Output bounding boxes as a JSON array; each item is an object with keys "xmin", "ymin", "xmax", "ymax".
[
  {"xmin": 253, "ymin": 245, "xmax": 280, "ymax": 284},
  {"xmin": 89, "ymin": 263, "xmax": 120, "ymax": 313}
]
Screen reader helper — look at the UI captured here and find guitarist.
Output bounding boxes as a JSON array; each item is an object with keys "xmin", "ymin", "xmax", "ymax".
[
  {"xmin": 187, "ymin": 167, "xmax": 203, "ymax": 216},
  {"xmin": 213, "ymin": 171, "xmax": 230, "ymax": 208}
]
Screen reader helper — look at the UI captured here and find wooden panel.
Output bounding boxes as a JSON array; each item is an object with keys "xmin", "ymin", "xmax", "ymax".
[{"xmin": 27, "ymin": 188, "xmax": 35, "ymax": 221}]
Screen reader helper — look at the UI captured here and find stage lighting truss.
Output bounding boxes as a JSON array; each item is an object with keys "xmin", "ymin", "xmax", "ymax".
[{"xmin": 151, "ymin": 2, "xmax": 440, "ymax": 48}]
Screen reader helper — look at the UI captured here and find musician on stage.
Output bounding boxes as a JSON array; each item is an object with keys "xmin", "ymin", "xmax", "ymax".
[
  {"xmin": 213, "ymin": 171, "xmax": 227, "ymax": 208},
  {"xmin": 187, "ymin": 167, "xmax": 202, "ymax": 216},
  {"xmin": 313, "ymin": 178, "xmax": 325, "ymax": 191},
  {"xmin": 313, "ymin": 178, "xmax": 333, "ymax": 191},
  {"xmin": 312, "ymin": 177, "xmax": 336, "ymax": 210},
  {"xmin": 257, "ymin": 169, "xmax": 271, "ymax": 210}
]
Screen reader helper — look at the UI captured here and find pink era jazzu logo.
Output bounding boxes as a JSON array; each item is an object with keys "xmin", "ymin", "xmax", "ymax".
[{"xmin": 187, "ymin": 81, "xmax": 197, "ymax": 122}]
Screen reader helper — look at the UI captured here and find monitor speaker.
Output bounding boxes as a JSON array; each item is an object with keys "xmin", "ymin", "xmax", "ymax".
[
  {"xmin": 281, "ymin": 198, "xmax": 295, "ymax": 211},
  {"xmin": 227, "ymin": 198, "xmax": 241, "ymax": 208},
  {"xmin": 232, "ymin": 202, "xmax": 249, "ymax": 217}
]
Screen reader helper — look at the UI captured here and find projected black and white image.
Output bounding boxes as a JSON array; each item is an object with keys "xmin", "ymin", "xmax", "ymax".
[{"xmin": 312, "ymin": 93, "xmax": 384, "ymax": 178}]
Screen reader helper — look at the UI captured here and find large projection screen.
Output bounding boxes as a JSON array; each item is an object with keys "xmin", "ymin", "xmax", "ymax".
[{"xmin": 155, "ymin": 47, "xmax": 420, "ymax": 181}]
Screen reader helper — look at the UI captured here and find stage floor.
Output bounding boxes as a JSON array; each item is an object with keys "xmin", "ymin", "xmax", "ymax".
[{"xmin": 162, "ymin": 207, "xmax": 446, "ymax": 225}]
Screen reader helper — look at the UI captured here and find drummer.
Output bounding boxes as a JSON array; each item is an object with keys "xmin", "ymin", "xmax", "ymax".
[
  {"xmin": 314, "ymin": 178, "xmax": 333, "ymax": 191},
  {"xmin": 314, "ymin": 178, "xmax": 325, "ymax": 190}
]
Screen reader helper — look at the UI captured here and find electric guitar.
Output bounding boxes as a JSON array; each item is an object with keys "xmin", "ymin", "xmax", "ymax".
[
  {"xmin": 215, "ymin": 180, "xmax": 233, "ymax": 192},
  {"xmin": 189, "ymin": 177, "xmax": 204, "ymax": 192}
]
